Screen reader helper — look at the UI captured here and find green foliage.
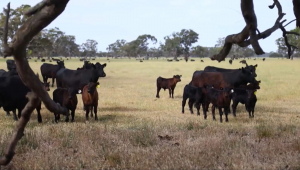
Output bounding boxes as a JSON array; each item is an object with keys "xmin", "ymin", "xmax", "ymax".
[
  {"xmin": 163, "ymin": 29, "xmax": 198, "ymax": 59},
  {"xmin": 275, "ymin": 27, "xmax": 300, "ymax": 55}
]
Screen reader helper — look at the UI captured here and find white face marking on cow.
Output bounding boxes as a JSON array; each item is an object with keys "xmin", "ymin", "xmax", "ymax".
[
  {"xmin": 231, "ymin": 89, "xmax": 234, "ymax": 93},
  {"xmin": 78, "ymin": 90, "xmax": 82, "ymax": 94}
]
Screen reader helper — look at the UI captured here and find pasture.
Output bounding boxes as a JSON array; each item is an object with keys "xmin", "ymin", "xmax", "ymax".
[{"xmin": 1, "ymin": 58, "xmax": 300, "ymax": 169}]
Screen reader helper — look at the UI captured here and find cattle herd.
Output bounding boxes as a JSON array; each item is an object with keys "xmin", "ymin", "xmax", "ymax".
[
  {"xmin": 157, "ymin": 63, "xmax": 260, "ymax": 122},
  {"xmin": 0, "ymin": 59, "xmax": 106, "ymax": 123},
  {"xmin": 0, "ymin": 58, "xmax": 260, "ymax": 124}
]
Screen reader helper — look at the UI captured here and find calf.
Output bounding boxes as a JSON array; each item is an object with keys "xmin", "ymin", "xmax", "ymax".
[
  {"xmin": 203, "ymin": 85, "xmax": 234, "ymax": 122},
  {"xmin": 82, "ymin": 82, "xmax": 99, "ymax": 121},
  {"xmin": 53, "ymin": 88, "xmax": 78, "ymax": 122},
  {"xmin": 182, "ymin": 84, "xmax": 205, "ymax": 116},
  {"xmin": 156, "ymin": 75, "xmax": 182, "ymax": 98},
  {"xmin": 231, "ymin": 81, "xmax": 260, "ymax": 118}
]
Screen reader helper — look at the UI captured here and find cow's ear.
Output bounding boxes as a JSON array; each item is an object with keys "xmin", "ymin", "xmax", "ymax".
[
  {"xmin": 180, "ymin": 75, "xmax": 182, "ymax": 77},
  {"xmin": 255, "ymin": 64, "xmax": 258, "ymax": 69},
  {"xmin": 103, "ymin": 63, "xmax": 107, "ymax": 67},
  {"xmin": 97, "ymin": 82, "xmax": 100, "ymax": 85}
]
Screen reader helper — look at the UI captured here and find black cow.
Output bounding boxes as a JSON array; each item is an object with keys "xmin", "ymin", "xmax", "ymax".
[
  {"xmin": 182, "ymin": 84, "xmax": 205, "ymax": 116},
  {"xmin": 6, "ymin": 60, "xmax": 16, "ymax": 71},
  {"xmin": 229, "ymin": 59, "xmax": 233, "ymax": 65},
  {"xmin": 231, "ymin": 81, "xmax": 260, "ymax": 118},
  {"xmin": 53, "ymin": 88, "xmax": 78, "ymax": 122},
  {"xmin": 156, "ymin": 75, "xmax": 181, "ymax": 98},
  {"xmin": 263, "ymin": 58, "xmax": 266, "ymax": 61},
  {"xmin": 203, "ymin": 85, "xmax": 234, "ymax": 122},
  {"xmin": 0, "ymin": 75, "xmax": 48, "ymax": 122},
  {"xmin": 201, "ymin": 60, "xmax": 204, "ymax": 62},
  {"xmin": 41, "ymin": 59, "xmax": 46, "ymax": 62},
  {"xmin": 204, "ymin": 65, "xmax": 258, "ymax": 77},
  {"xmin": 240, "ymin": 60, "xmax": 247, "ymax": 64},
  {"xmin": 56, "ymin": 62, "xmax": 106, "ymax": 91},
  {"xmin": 40, "ymin": 60, "xmax": 65, "ymax": 87}
]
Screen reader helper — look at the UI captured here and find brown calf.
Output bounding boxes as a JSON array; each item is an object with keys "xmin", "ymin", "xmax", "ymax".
[
  {"xmin": 82, "ymin": 82, "xmax": 99, "ymax": 121},
  {"xmin": 156, "ymin": 75, "xmax": 182, "ymax": 98}
]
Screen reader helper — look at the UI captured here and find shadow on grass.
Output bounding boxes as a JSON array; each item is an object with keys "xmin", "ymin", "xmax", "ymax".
[{"xmin": 100, "ymin": 106, "xmax": 145, "ymax": 112}]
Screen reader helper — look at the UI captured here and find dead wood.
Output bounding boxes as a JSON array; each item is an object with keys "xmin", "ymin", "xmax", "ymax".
[{"xmin": 0, "ymin": 0, "xmax": 69, "ymax": 165}]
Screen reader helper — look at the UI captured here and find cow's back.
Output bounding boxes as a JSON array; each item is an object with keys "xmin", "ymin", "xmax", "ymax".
[
  {"xmin": 191, "ymin": 72, "xmax": 225, "ymax": 88},
  {"xmin": 41, "ymin": 63, "xmax": 59, "ymax": 76},
  {"xmin": 204, "ymin": 66, "xmax": 236, "ymax": 72}
]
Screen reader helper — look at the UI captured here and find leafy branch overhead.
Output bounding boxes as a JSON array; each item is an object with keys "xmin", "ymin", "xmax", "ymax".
[{"xmin": 211, "ymin": 0, "xmax": 300, "ymax": 62}]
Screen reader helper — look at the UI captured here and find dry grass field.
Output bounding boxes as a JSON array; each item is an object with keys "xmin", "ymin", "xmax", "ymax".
[{"xmin": 0, "ymin": 57, "xmax": 300, "ymax": 169}]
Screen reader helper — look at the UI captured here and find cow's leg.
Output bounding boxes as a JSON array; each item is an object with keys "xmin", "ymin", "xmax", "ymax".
[
  {"xmin": 12, "ymin": 110, "xmax": 18, "ymax": 121},
  {"xmin": 171, "ymin": 88, "xmax": 174, "ymax": 98},
  {"xmin": 195, "ymin": 101, "xmax": 201, "ymax": 116},
  {"xmin": 202, "ymin": 103, "xmax": 207, "ymax": 119},
  {"xmin": 65, "ymin": 109, "xmax": 70, "ymax": 122},
  {"xmin": 71, "ymin": 109, "xmax": 75, "ymax": 122},
  {"xmin": 55, "ymin": 113, "xmax": 60, "ymax": 123},
  {"xmin": 90, "ymin": 106, "xmax": 93, "ymax": 117},
  {"xmin": 6, "ymin": 111, "xmax": 10, "ymax": 116},
  {"xmin": 203, "ymin": 102, "xmax": 209, "ymax": 119},
  {"xmin": 17, "ymin": 109, "xmax": 21, "ymax": 119},
  {"xmin": 182, "ymin": 97, "xmax": 187, "ymax": 114},
  {"xmin": 231, "ymin": 100, "xmax": 238, "ymax": 117},
  {"xmin": 168, "ymin": 88, "xmax": 172, "ymax": 98},
  {"xmin": 218, "ymin": 107, "xmax": 223, "ymax": 123},
  {"xmin": 156, "ymin": 87, "xmax": 161, "ymax": 98},
  {"xmin": 188, "ymin": 99, "xmax": 194, "ymax": 114},
  {"xmin": 42, "ymin": 75, "xmax": 47, "ymax": 84},
  {"xmin": 36, "ymin": 101, "xmax": 42, "ymax": 123},
  {"xmin": 224, "ymin": 107, "xmax": 229, "ymax": 122},
  {"xmin": 212, "ymin": 105, "xmax": 216, "ymax": 121},
  {"xmin": 94, "ymin": 105, "xmax": 98, "ymax": 121},
  {"xmin": 52, "ymin": 77, "xmax": 55, "ymax": 87},
  {"xmin": 85, "ymin": 106, "xmax": 90, "ymax": 121}
]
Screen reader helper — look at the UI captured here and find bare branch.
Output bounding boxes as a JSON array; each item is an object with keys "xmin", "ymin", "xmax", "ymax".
[
  {"xmin": 2, "ymin": 3, "xmax": 13, "ymax": 57},
  {"xmin": 0, "ymin": 0, "xmax": 70, "ymax": 165},
  {"xmin": 284, "ymin": 19, "xmax": 296, "ymax": 27},
  {"xmin": 24, "ymin": 0, "xmax": 48, "ymax": 16},
  {"xmin": 279, "ymin": 23, "xmax": 298, "ymax": 58},
  {"xmin": 0, "ymin": 92, "xmax": 40, "ymax": 166}
]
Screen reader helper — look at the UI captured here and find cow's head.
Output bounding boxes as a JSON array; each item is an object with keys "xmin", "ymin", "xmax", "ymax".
[
  {"xmin": 251, "ymin": 80, "xmax": 261, "ymax": 90},
  {"xmin": 223, "ymin": 87, "xmax": 234, "ymax": 98},
  {"xmin": 244, "ymin": 64, "xmax": 257, "ymax": 77},
  {"xmin": 67, "ymin": 87, "xmax": 79, "ymax": 99},
  {"xmin": 43, "ymin": 82, "xmax": 50, "ymax": 91},
  {"xmin": 240, "ymin": 67, "xmax": 257, "ymax": 84},
  {"xmin": 87, "ymin": 82, "xmax": 99, "ymax": 94},
  {"xmin": 247, "ymin": 90, "xmax": 256, "ymax": 99},
  {"xmin": 173, "ymin": 75, "xmax": 182, "ymax": 82},
  {"xmin": 57, "ymin": 60, "xmax": 65, "ymax": 69},
  {"xmin": 94, "ymin": 62, "xmax": 106, "ymax": 77}
]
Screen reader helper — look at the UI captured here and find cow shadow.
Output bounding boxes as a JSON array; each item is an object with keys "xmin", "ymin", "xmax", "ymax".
[{"xmin": 100, "ymin": 106, "xmax": 145, "ymax": 112}]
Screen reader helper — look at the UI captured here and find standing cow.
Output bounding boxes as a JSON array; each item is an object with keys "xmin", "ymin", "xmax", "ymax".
[
  {"xmin": 156, "ymin": 75, "xmax": 182, "ymax": 98},
  {"xmin": 40, "ymin": 60, "xmax": 65, "ymax": 87}
]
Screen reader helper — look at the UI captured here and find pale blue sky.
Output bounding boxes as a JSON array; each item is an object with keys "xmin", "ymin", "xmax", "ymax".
[{"xmin": 0, "ymin": 0, "xmax": 296, "ymax": 53}]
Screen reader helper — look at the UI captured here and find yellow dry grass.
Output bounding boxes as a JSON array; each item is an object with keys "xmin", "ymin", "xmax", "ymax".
[{"xmin": 0, "ymin": 57, "xmax": 300, "ymax": 169}]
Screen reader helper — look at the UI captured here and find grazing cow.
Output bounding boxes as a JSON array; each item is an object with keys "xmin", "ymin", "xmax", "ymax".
[
  {"xmin": 156, "ymin": 75, "xmax": 182, "ymax": 98},
  {"xmin": 56, "ymin": 62, "xmax": 106, "ymax": 91},
  {"xmin": 175, "ymin": 59, "xmax": 180, "ymax": 62},
  {"xmin": 203, "ymin": 85, "xmax": 234, "ymax": 122},
  {"xmin": 204, "ymin": 65, "xmax": 258, "ymax": 77},
  {"xmin": 82, "ymin": 82, "xmax": 99, "ymax": 121},
  {"xmin": 6, "ymin": 60, "xmax": 16, "ymax": 71},
  {"xmin": 41, "ymin": 59, "xmax": 45, "ymax": 62},
  {"xmin": 182, "ymin": 84, "xmax": 205, "ymax": 115},
  {"xmin": 191, "ymin": 59, "xmax": 195, "ymax": 62},
  {"xmin": 231, "ymin": 81, "xmax": 260, "ymax": 117},
  {"xmin": 40, "ymin": 60, "xmax": 65, "ymax": 87},
  {"xmin": 53, "ymin": 88, "xmax": 78, "ymax": 122},
  {"xmin": 201, "ymin": 60, "xmax": 204, "ymax": 62},
  {"xmin": 0, "ymin": 75, "xmax": 49, "ymax": 122},
  {"xmin": 239, "ymin": 60, "xmax": 247, "ymax": 64},
  {"xmin": 140, "ymin": 60, "xmax": 143, "ymax": 62},
  {"xmin": 167, "ymin": 59, "xmax": 173, "ymax": 62},
  {"xmin": 263, "ymin": 58, "xmax": 266, "ymax": 61},
  {"xmin": 229, "ymin": 59, "xmax": 233, "ymax": 65}
]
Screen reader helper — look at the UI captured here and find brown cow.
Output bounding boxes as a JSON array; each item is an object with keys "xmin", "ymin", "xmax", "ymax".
[
  {"xmin": 82, "ymin": 82, "xmax": 99, "ymax": 121},
  {"xmin": 156, "ymin": 75, "xmax": 182, "ymax": 98}
]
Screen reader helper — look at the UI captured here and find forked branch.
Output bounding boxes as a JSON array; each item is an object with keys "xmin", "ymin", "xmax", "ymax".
[
  {"xmin": 0, "ymin": 0, "xmax": 70, "ymax": 166},
  {"xmin": 211, "ymin": 0, "xmax": 299, "ymax": 62}
]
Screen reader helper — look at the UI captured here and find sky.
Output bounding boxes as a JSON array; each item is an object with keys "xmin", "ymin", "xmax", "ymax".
[{"xmin": 0, "ymin": 0, "xmax": 297, "ymax": 53}]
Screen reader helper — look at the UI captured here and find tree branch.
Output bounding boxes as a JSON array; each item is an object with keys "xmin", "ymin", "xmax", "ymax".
[
  {"xmin": 2, "ymin": 3, "xmax": 13, "ymax": 57},
  {"xmin": 0, "ymin": 0, "xmax": 69, "ymax": 165},
  {"xmin": 211, "ymin": 0, "xmax": 297, "ymax": 62},
  {"xmin": 0, "ymin": 92, "xmax": 40, "ymax": 166}
]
